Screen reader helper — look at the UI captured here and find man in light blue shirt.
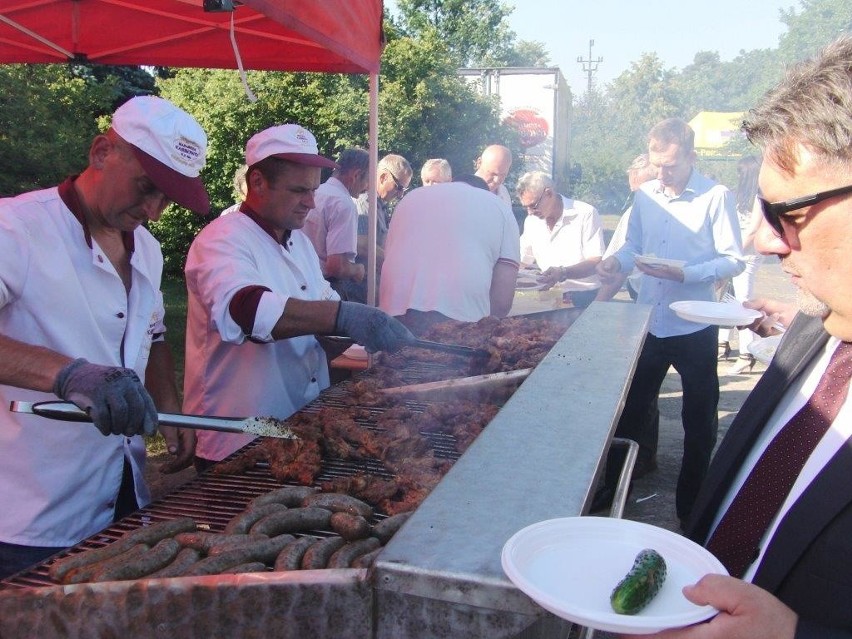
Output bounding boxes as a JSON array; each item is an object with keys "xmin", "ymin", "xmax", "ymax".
[{"xmin": 596, "ymin": 117, "xmax": 744, "ymax": 523}]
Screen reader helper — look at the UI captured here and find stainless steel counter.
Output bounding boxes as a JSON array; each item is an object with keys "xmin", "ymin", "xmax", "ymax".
[{"xmin": 374, "ymin": 301, "xmax": 651, "ymax": 638}]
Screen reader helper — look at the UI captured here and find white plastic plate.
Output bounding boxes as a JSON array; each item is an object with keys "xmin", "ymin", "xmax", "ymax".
[
  {"xmin": 635, "ymin": 255, "xmax": 687, "ymax": 269},
  {"xmin": 502, "ymin": 517, "xmax": 726, "ymax": 635},
  {"xmin": 669, "ymin": 300, "xmax": 763, "ymax": 328},
  {"xmin": 342, "ymin": 344, "xmax": 369, "ymax": 361},
  {"xmin": 748, "ymin": 335, "xmax": 783, "ymax": 365}
]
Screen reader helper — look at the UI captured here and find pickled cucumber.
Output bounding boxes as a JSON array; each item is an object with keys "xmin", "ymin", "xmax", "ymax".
[{"xmin": 610, "ymin": 548, "xmax": 667, "ymax": 615}]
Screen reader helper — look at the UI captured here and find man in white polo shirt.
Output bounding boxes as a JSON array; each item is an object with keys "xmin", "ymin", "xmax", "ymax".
[
  {"xmin": 0, "ymin": 96, "xmax": 207, "ymax": 578},
  {"xmin": 184, "ymin": 124, "xmax": 414, "ymax": 469},
  {"xmin": 303, "ymin": 148, "xmax": 369, "ymax": 297}
]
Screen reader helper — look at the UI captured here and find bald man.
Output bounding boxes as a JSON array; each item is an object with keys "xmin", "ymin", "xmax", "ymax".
[{"xmin": 474, "ymin": 144, "xmax": 513, "ymax": 207}]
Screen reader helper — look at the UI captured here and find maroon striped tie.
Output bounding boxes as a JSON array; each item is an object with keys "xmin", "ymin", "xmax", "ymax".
[{"xmin": 706, "ymin": 341, "xmax": 852, "ymax": 578}]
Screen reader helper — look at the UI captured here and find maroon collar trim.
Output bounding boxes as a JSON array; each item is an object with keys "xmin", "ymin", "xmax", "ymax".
[
  {"xmin": 57, "ymin": 177, "xmax": 135, "ymax": 253},
  {"xmin": 239, "ymin": 203, "xmax": 292, "ymax": 246}
]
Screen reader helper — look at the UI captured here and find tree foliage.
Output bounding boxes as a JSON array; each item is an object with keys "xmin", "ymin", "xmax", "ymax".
[
  {"xmin": 150, "ymin": 26, "xmax": 510, "ymax": 276},
  {"xmin": 393, "ymin": 0, "xmax": 517, "ymax": 66},
  {"xmin": 0, "ymin": 65, "xmax": 115, "ymax": 196}
]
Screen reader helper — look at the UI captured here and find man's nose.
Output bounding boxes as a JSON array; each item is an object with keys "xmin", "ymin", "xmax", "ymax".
[{"xmin": 754, "ymin": 215, "xmax": 789, "ymax": 256}]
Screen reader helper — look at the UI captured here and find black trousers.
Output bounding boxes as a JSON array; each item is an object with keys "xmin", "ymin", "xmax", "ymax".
[{"xmin": 606, "ymin": 325, "xmax": 720, "ymax": 519}]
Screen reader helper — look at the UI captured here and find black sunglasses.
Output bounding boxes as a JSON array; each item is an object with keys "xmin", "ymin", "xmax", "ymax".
[
  {"xmin": 759, "ymin": 183, "xmax": 852, "ymax": 237},
  {"xmin": 388, "ymin": 170, "xmax": 408, "ymax": 195},
  {"xmin": 526, "ymin": 188, "xmax": 548, "ymax": 211}
]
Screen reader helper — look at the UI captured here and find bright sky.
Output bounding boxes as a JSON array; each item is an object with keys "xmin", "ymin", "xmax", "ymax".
[{"xmin": 508, "ymin": 0, "xmax": 798, "ymax": 96}]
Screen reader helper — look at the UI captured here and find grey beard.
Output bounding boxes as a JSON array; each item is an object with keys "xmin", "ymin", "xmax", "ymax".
[{"xmin": 797, "ymin": 288, "xmax": 830, "ymax": 318}]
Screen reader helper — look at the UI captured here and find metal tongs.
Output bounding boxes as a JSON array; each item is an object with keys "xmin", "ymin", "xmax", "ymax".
[
  {"xmin": 409, "ymin": 338, "xmax": 489, "ymax": 359},
  {"xmin": 323, "ymin": 335, "xmax": 489, "ymax": 358},
  {"xmin": 10, "ymin": 401, "xmax": 298, "ymax": 439}
]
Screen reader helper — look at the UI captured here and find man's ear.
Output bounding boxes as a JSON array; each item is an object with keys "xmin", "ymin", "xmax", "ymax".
[
  {"xmin": 246, "ymin": 167, "xmax": 265, "ymax": 194},
  {"xmin": 88, "ymin": 134, "xmax": 113, "ymax": 169}
]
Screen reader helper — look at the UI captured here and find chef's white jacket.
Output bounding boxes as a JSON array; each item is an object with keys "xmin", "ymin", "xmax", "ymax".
[
  {"xmin": 0, "ymin": 184, "xmax": 161, "ymax": 546},
  {"xmin": 184, "ymin": 211, "xmax": 339, "ymax": 461}
]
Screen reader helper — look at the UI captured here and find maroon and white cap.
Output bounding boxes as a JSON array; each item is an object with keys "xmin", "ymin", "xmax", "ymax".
[
  {"xmin": 111, "ymin": 96, "xmax": 210, "ymax": 215},
  {"xmin": 245, "ymin": 124, "xmax": 338, "ymax": 169}
]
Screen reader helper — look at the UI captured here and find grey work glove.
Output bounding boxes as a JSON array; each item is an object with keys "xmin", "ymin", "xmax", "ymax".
[
  {"xmin": 53, "ymin": 358, "xmax": 158, "ymax": 437},
  {"xmin": 334, "ymin": 302, "xmax": 415, "ymax": 354}
]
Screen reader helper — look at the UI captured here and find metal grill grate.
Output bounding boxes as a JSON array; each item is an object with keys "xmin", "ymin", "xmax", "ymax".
[{"xmin": 0, "ymin": 360, "xmax": 474, "ymax": 590}]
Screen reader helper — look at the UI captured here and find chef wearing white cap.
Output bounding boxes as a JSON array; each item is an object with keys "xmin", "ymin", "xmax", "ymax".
[
  {"xmin": 184, "ymin": 123, "xmax": 414, "ymax": 469},
  {"xmin": 0, "ymin": 95, "xmax": 209, "ymax": 578}
]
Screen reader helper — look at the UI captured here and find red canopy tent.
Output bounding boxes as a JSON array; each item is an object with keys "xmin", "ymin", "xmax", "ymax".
[
  {"xmin": 0, "ymin": 0, "xmax": 382, "ymax": 73},
  {"xmin": 0, "ymin": 0, "xmax": 385, "ymax": 302}
]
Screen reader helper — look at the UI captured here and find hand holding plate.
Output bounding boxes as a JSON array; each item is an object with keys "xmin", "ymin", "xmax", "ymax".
[
  {"xmin": 635, "ymin": 261, "xmax": 684, "ymax": 282},
  {"xmin": 742, "ymin": 298, "xmax": 795, "ymax": 336},
  {"xmin": 635, "ymin": 574, "xmax": 797, "ymax": 639}
]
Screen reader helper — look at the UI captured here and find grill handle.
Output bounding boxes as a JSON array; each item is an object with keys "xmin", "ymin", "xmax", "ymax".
[{"xmin": 10, "ymin": 401, "xmax": 256, "ymax": 435}]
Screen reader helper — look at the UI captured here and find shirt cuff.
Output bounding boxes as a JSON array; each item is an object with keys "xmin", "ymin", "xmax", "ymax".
[{"xmin": 251, "ymin": 291, "xmax": 288, "ymax": 343}]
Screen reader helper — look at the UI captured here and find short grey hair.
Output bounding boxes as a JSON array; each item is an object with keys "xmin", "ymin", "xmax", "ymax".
[
  {"xmin": 516, "ymin": 171, "xmax": 554, "ymax": 199},
  {"xmin": 378, "ymin": 153, "xmax": 412, "ymax": 181},
  {"xmin": 421, "ymin": 158, "xmax": 452, "ymax": 182},
  {"xmin": 744, "ymin": 35, "xmax": 852, "ymax": 176}
]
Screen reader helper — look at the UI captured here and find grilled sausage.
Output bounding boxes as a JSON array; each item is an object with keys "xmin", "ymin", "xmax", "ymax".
[
  {"xmin": 223, "ymin": 502, "xmax": 287, "ymax": 535},
  {"xmin": 250, "ymin": 486, "xmax": 318, "ymax": 509},
  {"xmin": 351, "ymin": 546, "xmax": 383, "ymax": 569},
  {"xmin": 181, "ymin": 551, "xmax": 259, "ymax": 577},
  {"xmin": 302, "ymin": 493, "xmax": 373, "ymax": 519},
  {"xmin": 371, "ymin": 512, "xmax": 412, "ymax": 544},
  {"xmin": 64, "ymin": 543, "xmax": 150, "ymax": 584},
  {"xmin": 125, "ymin": 517, "xmax": 197, "ymax": 546},
  {"xmin": 50, "ymin": 543, "xmax": 131, "ymax": 584},
  {"xmin": 92, "ymin": 538, "xmax": 181, "ymax": 582},
  {"xmin": 174, "ymin": 531, "xmax": 267, "ymax": 553},
  {"xmin": 221, "ymin": 562, "xmax": 267, "ymax": 574},
  {"xmin": 327, "ymin": 537, "xmax": 381, "ymax": 569},
  {"xmin": 146, "ymin": 547, "xmax": 202, "ymax": 579},
  {"xmin": 181, "ymin": 534, "xmax": 296, "ymax": 576},
  {"xmin": 249, "ymin": 507, "xmax": 332, "ymax": 536},
  {"xmin": 330, "ymin": 512, "xmax": 371, "ymax": 541},
  {"xmin": 48, "ymin": 517, "xmax": 195, "ymax": 584},
  {"xmin": 207, "ymin": 535, "xmax": 277, "ymax": 557},
  {"xmin": 301, "ymin": 536, "xmax": 346, "ymax": 570},
  {"xmin": 273, "ymin": 536, "xmax": 316, "ymax": 572}
]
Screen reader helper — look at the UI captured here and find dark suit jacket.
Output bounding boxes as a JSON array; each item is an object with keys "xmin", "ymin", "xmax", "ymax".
[{"xmin": 686, "ymin": 313, "xmax": 852, "ymax": 639}]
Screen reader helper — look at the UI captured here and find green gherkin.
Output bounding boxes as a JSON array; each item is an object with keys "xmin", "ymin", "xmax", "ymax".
[{"xmin": 610, "ymin": 548, "xmax": 667, "ymax": 615}]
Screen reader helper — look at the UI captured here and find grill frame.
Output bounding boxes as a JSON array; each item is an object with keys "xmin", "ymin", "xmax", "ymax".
[{"xmin": 0, "ymin": 303, "xmax": 651, "ymax": 639}]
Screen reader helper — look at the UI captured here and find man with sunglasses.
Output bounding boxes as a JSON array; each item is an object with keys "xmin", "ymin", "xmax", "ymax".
[
  {"xmin": 635, "ymin": 36, "xmax": 852, "ymax": 639},
  {"xmin": 342, "ymin": 154, "xmax": 413, "ymax": 303},
  {"xmin": 516, "ymin": 171, "xmax": 605, "ymax": 308},
  {"xmin": 595, "ymin": 117, "xmax": 744, "ymax": 523}
]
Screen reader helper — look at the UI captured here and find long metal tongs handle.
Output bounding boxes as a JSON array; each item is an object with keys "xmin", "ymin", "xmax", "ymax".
[
  {"xmin": 411, "ymin": 339, "xmax": 489, "ymax": 358},
  {"xmin": 9, "ymin": 401, "xmax": 248, "ymax": 434}
]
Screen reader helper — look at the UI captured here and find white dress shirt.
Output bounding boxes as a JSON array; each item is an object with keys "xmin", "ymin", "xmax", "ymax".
[
  {"xmin": 519, "ymin": 195, "xmax": 605, "ymax": 292},
  {"xmin": 613, "ymin": 170, "xmax": 744, "ymax": 337}
]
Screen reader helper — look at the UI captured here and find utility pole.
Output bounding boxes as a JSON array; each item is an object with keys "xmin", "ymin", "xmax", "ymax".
[{"xmin": 576, "ymin": 39, "xmax": 603, "ymax": 94}]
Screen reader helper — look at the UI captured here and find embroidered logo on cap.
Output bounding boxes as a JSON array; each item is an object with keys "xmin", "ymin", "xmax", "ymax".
[
  {"xmin": 294, "ymin": 127, "xmax": 312, "ymax": 148},
  {"xmin": 173, "ymin": 135, "xmax": 203, "ymax": 171}
]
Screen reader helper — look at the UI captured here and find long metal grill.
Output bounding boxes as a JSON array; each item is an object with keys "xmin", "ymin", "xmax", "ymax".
[{"xmin": 0, "ymin": 360, "xmax": 480, "ymax": 590}]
